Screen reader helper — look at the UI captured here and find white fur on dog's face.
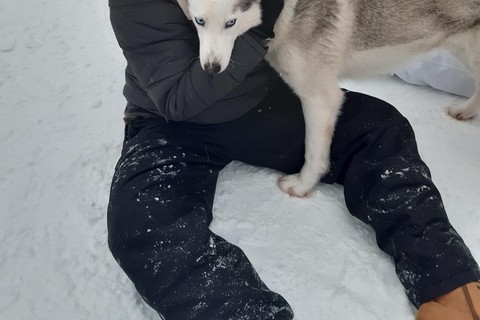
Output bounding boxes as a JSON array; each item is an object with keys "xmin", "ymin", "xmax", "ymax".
[{"xmin": 186, "ymin": 0, "xmax": 262, "ymax": 73}]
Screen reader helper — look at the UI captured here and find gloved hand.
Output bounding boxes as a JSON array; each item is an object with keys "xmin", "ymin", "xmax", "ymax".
[{"xmin": 250, "ymin": 0, "xmax": 285, "ymax": 40}]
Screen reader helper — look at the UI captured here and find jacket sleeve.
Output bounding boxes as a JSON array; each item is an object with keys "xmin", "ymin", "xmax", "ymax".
[{"xmin": 109, "ymin": 0, "xmax": 269, "ymax": 121}]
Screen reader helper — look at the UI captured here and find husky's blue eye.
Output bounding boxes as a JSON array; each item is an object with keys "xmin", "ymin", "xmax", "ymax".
[
  {"xmin": 195, "ymin": 17, "xmax": 205, "ymax": 26},
  {"xmin": 226, "ymin": 19, "xmax": 236, "ymax": 28}
]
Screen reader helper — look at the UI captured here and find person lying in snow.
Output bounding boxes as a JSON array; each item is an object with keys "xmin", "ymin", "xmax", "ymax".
[{"xmin": 106, "ymin": 0, "xmax": 480, "ymax": 319}]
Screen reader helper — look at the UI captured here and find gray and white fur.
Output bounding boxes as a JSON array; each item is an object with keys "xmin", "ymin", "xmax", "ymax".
[{"xmin": 178, "ymin": 0, "xmax": 480, "ymax": 197}]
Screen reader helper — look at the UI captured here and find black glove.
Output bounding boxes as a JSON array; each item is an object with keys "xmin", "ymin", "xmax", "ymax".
[{"xmin": 251, "ymin": 0, "xmax": 285, "ymax": 40}]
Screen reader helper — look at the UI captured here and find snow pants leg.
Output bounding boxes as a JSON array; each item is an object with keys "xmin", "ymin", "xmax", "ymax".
[
  {"xmin": 107, "ymin": 80, "xmax": 480, "ymax": 319},
  {"xmin": 222, "ymin": 82, "xmax": 480, "ymax": 308},
  {"xmin": 107, "ymin": 118, "xmax": 294, "ymax": 319}
]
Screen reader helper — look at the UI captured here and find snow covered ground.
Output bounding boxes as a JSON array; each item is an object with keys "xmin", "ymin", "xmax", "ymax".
[{"xmin": 1, "ymin": 1, "xmax": 479, "ymax": 319}]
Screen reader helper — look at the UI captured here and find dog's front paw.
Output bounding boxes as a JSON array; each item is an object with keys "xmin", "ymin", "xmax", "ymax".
[
  {"xmin": 277, "ymin": 174, "xmax": 312, "ymax": 198},
  {"xmin": 447, "ymin": 102, "xmax": 477, "ymax": 120}
]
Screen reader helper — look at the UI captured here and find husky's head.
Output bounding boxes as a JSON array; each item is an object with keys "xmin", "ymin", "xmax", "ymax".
[{"xmin": 181, "ymin": 0, "xmax": 262, "ymax": 74}]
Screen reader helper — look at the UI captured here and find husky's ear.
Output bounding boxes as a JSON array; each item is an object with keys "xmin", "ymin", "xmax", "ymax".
[{"xmin": 176, "ymin": 0, "xmax": 192, "ymax": 20}]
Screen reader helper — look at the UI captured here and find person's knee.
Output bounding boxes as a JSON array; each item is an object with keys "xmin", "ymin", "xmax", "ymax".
[
  {"xmin": 352, "ymin": 93, "xmax": 413, "ymax": 136},
  {"xmin": 340, "ymin": 92, "xmax": 418, "ymax": 162}
]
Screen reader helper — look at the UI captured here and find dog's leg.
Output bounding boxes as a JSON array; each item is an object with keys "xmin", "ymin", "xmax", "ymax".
[
  {"xmin": 277, "ymin": 84, "xmax": 344, "ymax": 198},
  {"xmin": 445, "ymin": 31, "xmax": 480, "ymax": 120}
]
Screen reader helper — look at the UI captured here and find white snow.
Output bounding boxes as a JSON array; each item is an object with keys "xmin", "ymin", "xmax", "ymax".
[{"xmin": 0, "ymin": 1, "xmax": 479, "ymax": 320}]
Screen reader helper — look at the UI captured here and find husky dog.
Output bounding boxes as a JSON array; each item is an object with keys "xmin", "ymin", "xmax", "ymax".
[{"xmin": 177, "ymin": 0, "xmax": 480, "ymax": 197}]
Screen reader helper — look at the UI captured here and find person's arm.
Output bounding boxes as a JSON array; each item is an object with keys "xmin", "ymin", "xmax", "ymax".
[{"xmin": 109, "ymin": 0, "xmax": 270, "ymax": 121}]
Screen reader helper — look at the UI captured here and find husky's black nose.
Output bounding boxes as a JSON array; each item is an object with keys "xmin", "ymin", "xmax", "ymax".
[{"xmin": 205, "ymin": 62, "xmax": 221, "ymax": 75}]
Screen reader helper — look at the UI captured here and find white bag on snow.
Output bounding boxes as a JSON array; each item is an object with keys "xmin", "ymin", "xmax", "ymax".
[{"xmin": 395, "ymin": 49, "xmax": 476, "ymax": 98}]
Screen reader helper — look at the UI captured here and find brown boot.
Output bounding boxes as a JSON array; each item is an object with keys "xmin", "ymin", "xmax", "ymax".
[{"xmin": 416, "ymin": 281, "xmax": 480, "ymax": 320}]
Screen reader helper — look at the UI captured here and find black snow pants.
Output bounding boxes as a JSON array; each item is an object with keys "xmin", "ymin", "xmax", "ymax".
[{"xmin": 107, "ymin": 80, "xmax": 480, "ymax": 319}]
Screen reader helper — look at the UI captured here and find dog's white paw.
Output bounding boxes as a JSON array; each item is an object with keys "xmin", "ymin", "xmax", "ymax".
[
  {"xmin": 277, "ymin": 174, "xmax": 312, "ymax": 198},
  {"xmin": 446, "ymin": 102, "xmax": 477, "ymax": 120}
]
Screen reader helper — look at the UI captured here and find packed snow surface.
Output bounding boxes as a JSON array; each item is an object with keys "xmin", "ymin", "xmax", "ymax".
[{"xmin": 0, "ymin": 1, "xmax": 479, "ymax": 319}]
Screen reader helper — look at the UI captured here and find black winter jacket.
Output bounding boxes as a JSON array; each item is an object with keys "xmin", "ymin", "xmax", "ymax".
[{"xmin": 109, "ymin": 0, "xmax": 280, "ymax": 124}]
